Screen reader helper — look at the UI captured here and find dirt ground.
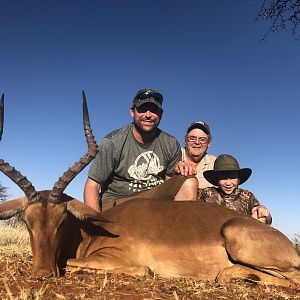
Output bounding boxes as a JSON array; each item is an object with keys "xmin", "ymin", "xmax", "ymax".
[{"xmin": 0, "ymin": 247, "xmax": 300, "ymax": 300}]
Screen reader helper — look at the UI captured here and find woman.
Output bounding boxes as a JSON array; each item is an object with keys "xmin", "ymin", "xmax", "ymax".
[{"xmin": 199, "ymin": 154, "xmax": 272, "ymax": 224}]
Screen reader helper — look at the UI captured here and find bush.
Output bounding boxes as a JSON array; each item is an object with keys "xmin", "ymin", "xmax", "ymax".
[
  {"xmin": 0, "ymin": 181, "xmax": 25, "ymax": 226},
  {"xmin": 0, "ymin": 181, "xmax": 8, "ymax": 203},
  {"xmin": 293, "ymin": 234, "xmax": 300, "ymax": 255}
]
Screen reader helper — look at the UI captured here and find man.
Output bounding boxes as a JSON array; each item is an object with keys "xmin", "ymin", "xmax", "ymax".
[
  {"xmin": 199, "ymin": 154, "xmax": 272, "ymax": 224},
  {"xmin": 182, "ymin": 121, "xmax": 216, "ymax": 190},
  {"xmin": 84, "ymin": 88, "xmax": 198, "ymax": 212}
]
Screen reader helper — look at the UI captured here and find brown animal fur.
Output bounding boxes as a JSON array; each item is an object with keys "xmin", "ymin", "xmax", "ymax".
[{"xmin": 1, "ymin": 195, "xmax": 299, "ymax": 286}]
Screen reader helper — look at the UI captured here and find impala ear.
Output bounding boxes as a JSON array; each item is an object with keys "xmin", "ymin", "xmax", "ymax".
[
  {"xmin": 66, "ymin": 199, "xmax": 103, "ymax": 220},
  {"xmin": 66, "ymin": 199, "xmax": 118, "ymax": 237},
  {"xmin": 0, "ymin": 197, "xmax": 28, "ymax": 220}
]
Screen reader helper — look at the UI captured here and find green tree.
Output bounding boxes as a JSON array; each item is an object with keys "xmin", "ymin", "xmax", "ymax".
[
  {"xmin": 0, "ymin": 182, "xmax": 23, "ymax": 226},
  {"xmin": 0, "ymin": 181, "xmax": 8, "ymax": 203},
  {"xmin": 257, "ymin": 0, "xmax": 300, "ymax": 38}
]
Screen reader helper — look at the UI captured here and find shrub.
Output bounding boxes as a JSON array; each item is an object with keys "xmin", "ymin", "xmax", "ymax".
[{"xmin": 0, "ymin": 181, "xmax": 9, "ymax": 203}]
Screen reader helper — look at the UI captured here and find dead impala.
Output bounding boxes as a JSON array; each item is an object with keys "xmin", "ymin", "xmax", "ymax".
[{"xmin": 0, "ymin": 92, "xmax": 299, "ymax": 287}]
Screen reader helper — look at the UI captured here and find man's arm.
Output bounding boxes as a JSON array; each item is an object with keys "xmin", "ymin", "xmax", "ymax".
[
  {"xmin": 84, "ymin": 136, "xmax": 116, "ymax": 212},
  {"xmin": 165, "ymin": 161, "xmax": 196, "ymax": 179},
  {"xmin": 84, "ymin": 177, "xmax": 101, "ymax": 212}
]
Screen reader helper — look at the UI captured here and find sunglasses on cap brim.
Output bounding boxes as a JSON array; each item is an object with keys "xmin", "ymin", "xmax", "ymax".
[{"xmin": 134, "ymin": 90, "xmax": 163, "ymax": 105}]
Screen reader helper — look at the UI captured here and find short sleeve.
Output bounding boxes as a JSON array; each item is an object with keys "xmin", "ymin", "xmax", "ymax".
[
  {"xmin": 88, "ymin": 138, "xmax": 115, "ymax": 184},
  {"xmin": 165, "ymin": 140, "xmax": 182, "ymax": 177}
]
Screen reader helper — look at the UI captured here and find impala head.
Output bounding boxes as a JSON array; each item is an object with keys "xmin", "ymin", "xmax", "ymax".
[{"xmin": 0, "ymin": 92, "xmax": 98, "ymax": 277}]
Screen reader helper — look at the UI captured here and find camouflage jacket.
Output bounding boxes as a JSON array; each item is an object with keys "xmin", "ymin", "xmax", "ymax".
[{"xmin": 199, "ymin": 187, "xmax": 260, "ymax": 216}]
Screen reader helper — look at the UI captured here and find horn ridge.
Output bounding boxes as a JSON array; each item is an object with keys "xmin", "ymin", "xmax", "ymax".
[
  {"xmin": 48, "ymin": 91, "xmax": 98, "ymax": 203},
  {"xmin": 82, "ymin": 90, "xmax": 97, "ymax": 154},
  {"xmin": 0, "ymin": 95, "xmax": 39, "ymax": 203},
  {"xmin": 0, "ymin": 159, "xmax": 40, "ymax": 203}
]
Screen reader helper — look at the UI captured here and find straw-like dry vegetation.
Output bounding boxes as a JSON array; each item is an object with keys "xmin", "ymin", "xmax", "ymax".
[{"xmin": 0, "ymin": 221, "xmax": 300, "ymax": 300}]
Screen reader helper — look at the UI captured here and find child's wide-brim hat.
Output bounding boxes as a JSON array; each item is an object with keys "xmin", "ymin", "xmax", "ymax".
[{"xmin": 203, "ymin": 154, "xmax": 252, "ymax": 186}]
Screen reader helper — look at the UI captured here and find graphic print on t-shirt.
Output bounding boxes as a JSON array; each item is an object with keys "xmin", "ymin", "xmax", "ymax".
[{"xmin": 128, "ymin": 151, "xmax": 164, "ymax": 192}]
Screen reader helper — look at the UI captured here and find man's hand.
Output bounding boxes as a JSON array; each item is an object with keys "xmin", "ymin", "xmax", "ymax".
[
  {"xmin": 251, "ymin": 205, "xmax": 271, "ymax": 224},
  {"xmin": 175, "ymin": 161, "xmax": 197, "ymax": 176}
]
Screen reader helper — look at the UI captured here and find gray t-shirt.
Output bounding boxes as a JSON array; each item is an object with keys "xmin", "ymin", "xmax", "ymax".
[{"xmin": 88, "ymin": 123, "xmax": 181, "ymax": 203}]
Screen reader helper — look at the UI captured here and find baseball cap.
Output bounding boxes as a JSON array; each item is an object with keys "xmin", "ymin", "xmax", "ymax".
[
  {"xmin": 132, "ymin": 88, "xmax": 163, "ymax": 110},
  {"xmin": 186, "ymin": 121, "xmax": 211, "ymax": 135}
]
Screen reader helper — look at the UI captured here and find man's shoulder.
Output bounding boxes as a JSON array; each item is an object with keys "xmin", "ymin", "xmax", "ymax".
[
  {"xmin": 197, "ymin": 153, "xmax": 216, "ymax": 170},
  {"xmin": 158, "ymin": 129, "xmax": 177, "ymax": 140},
  {"xmin": 157, "ymin": 129, "xmax": 179, "ymax": 145},
  {"xmin": 203, "ymin": 153, "xmax": 217, "ymax": 163},
  {"xmin": 104, "ymin": 124, "xmax": 132, "ymax": 140}
]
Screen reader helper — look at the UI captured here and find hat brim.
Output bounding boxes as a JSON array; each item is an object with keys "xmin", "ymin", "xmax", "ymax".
[
  {"xmin": 133, "ymin": 98, "xmax": 162, "ymax": 110},
  {"xmin": 203, "ymin": 168, "xmax": 252, "ymax": 186},
  {"xmin": 187, "ymin": 123, "xmax": 209, "ymax": 135}
]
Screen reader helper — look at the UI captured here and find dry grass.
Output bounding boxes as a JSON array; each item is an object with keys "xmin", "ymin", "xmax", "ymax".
[
  {"xmin": 0, "ymin": 221, "xmax": 30, "ymax": 251},
  {"xmin": 0, "ymin": 223, "xmax": 300, "ymax": 299}
]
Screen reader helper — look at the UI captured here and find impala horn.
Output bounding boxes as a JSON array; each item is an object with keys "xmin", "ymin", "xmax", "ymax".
[
  {"xmin": 48, "ymin": 90, "xmax": 98, "ymax": 203},
  {"xmin": 0, "ymin": 94, "xmax": 4, "ymax": 141},
  {"xmin": 0, "ymin": 93, "xmax": 40, "ymax": 203}
]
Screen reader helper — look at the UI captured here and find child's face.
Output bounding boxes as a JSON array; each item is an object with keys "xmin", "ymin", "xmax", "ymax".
[{"xmin": 218, "ymin": 172, "xmax": 240, "ymax": 195}]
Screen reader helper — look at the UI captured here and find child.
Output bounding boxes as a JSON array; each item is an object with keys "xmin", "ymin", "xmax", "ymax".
[{"xmin": 199, "ymin": 154, "xmax": 272, "ymax": 224}]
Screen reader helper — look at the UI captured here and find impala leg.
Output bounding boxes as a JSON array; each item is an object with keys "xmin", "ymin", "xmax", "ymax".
[
  {"xmin": 67, "ymin": 257, "xmax": 153, "ymax": 276},
  {"xmin": 221, "ymin": 216, "xmax": 300, "ymax": 285},
  {"xmin": 217, "ymin": 264, "xmax": 297, "ymax": 287}
]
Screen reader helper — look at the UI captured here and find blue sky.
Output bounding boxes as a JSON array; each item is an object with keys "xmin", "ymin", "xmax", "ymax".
[{"xmin": 0, "ymin": 1, "xmax": 299, "ymax": 238}]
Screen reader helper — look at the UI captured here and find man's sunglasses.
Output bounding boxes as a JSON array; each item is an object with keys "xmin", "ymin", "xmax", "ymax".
[
  {"xmin": 135, "ymin": 103, "xmax": 162, "ymax": 114},
  {"xmin": 134, "ymin": 90, "xmax": 163, "ymax": 104}
]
